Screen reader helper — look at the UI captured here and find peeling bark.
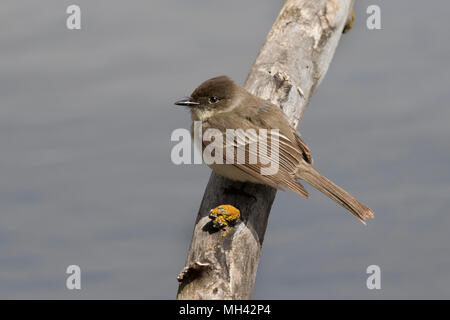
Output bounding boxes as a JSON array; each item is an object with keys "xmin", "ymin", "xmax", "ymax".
[{"xmin": 177, "ymin": 0, "xmax": 355, "ymax": 300}]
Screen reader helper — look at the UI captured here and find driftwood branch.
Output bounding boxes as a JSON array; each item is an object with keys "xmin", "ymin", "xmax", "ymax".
[{"xmin": 177, "ymin": 0, "xmax": 355, "ymax": 300}]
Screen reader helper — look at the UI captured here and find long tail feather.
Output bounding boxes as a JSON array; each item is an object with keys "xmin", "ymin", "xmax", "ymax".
[{"xmin": 298, "ymin": 166, "xmax": 374, "ymax": 224}]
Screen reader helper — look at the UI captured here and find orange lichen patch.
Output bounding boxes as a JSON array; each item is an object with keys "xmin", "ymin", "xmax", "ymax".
[
  {"xmin": 343, "ymin": 9, "xmax": 355, "ymax": 34},
  {"xmin": 209, "ymin": 205, "xmax": 241, "ymax": 229}
]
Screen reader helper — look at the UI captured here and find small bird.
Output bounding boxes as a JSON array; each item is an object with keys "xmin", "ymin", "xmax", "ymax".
[{"xmin": 175, "ymin": 76, "xmax": 374, "ymax": 224}]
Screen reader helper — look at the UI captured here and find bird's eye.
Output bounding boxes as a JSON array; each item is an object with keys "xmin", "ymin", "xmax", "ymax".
[{"xmin": 208, "ymin": 96, "xmax": 219, "ymax": 104}]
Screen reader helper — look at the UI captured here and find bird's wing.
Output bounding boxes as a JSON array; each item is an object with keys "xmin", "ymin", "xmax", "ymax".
[
  {"xmin": 203, "ymin": 115, "xmax": 310, "ymax": 197},
  {"xmin": 293, "ymin": 133, "xmax": 313, "ymax": 164},
  {"xmin": 253, "ymin": 101, "xmax": 313, "ymax": 164}
]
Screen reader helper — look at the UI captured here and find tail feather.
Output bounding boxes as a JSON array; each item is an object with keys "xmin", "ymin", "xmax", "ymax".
[{"xmin": 298, "ymin": 166, "xmax": 374, "ymax": 224}]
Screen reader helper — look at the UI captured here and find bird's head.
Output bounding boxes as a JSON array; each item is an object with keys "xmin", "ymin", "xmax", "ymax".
[{"xmin": 175, "ymin": 76, "xmax": 240, "ymax": 121}]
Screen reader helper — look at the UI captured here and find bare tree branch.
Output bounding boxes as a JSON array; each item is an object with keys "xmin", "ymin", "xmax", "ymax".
[{"xmin": 177, "ymin": 0, "xmax": 355, "ymax": 300}]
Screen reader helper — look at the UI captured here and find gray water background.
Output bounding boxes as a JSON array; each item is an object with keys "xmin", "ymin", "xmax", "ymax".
[{"xmin": 0, "ymin": 0, "xmax": 449, "ymax": 298}]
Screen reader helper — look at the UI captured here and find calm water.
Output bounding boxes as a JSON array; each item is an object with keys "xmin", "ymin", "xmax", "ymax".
[{"xmin": 0, "ymin": 0, "xmax": 449, "ymax": 298}]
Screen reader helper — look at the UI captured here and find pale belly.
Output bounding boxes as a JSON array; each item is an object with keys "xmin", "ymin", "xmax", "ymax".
[{"xmin": 209, "ymin": 164, "xmax": 262, "ymax": 184}]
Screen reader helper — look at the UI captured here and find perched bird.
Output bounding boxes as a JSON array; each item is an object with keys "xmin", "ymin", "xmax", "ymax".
[{"xmin": 175, "ymin": 76, "xmax": 373, "ymax": 224}]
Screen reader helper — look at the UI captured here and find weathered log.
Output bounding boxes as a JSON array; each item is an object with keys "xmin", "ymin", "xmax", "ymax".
[{"xmin": 177, "ymin": 0, "xmax": 355, "ymax": 300}]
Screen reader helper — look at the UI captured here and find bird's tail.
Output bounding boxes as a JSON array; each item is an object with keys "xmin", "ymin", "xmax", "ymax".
[{"xmin": 297, "ymin": 166, "xmax": 374, "ymax": 225}]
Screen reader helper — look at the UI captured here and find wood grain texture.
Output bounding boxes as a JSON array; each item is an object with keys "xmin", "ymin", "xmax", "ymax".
[{"xmin": 177, "ymin": 0, "xmax": 355, "ymax": 300}]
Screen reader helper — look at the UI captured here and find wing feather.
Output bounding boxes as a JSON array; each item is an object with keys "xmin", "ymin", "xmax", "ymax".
[{"xmin": 202, "ymin": 118, "xmax": 310, "ymax": 197}]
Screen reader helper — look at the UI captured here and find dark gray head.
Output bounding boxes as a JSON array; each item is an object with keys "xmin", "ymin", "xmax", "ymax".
[{"xmin": 174, "ymin": 76, "xmax": 239, "ymax": 111}]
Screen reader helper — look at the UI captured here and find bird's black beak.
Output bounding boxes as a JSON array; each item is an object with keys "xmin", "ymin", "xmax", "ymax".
[{"xmin": 174, "ymin": 97, "xmax": 200, "ymax": 107}]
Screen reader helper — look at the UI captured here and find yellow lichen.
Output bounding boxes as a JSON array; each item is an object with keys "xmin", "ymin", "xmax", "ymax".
[
  {"xmin": 343, "ymin": 9, "xmax": 355, "ymax": 34},
  {"xmin": 209, "ymin": 205, "xmax": 241, "ymax": 229}
]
